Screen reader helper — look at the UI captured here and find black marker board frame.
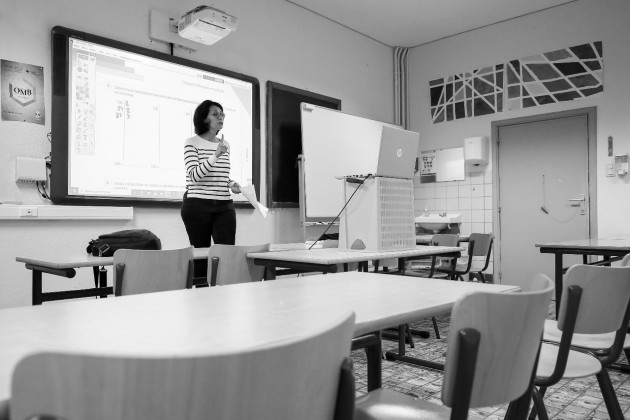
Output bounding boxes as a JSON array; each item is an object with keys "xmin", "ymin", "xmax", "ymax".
[{"xmin": 266, "ymin": 81, "xmax": 340, "ymax": 208}]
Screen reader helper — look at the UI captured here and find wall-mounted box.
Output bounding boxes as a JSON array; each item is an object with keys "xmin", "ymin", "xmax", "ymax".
[
  {"xmin": 15, "ymin": 157, "xmax": 46, "ymax": 183},
  {"xmin": 464, "ymin": 136, "xmax": 489, "ymax": 166}
]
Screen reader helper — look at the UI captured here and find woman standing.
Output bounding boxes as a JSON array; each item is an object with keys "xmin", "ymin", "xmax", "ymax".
[{"xmin": 181, "ymin": 100, "xmax": 241, "ymax": 281}]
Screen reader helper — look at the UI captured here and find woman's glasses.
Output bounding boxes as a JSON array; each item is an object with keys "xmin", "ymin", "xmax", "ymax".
[{"xmin": 210, "ymin": 111, "xmax": 225, "ymax": 119}]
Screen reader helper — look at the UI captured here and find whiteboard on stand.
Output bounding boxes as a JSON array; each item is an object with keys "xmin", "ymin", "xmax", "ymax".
[{"xmin": 299, "ymin": 104, "xmax": 403, "ymax": 222}]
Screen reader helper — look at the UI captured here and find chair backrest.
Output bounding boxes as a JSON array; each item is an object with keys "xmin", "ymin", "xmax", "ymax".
[
  {"xmin": 622, "ymin": 253, "xmax": 630, "ymax": 266},
  {"xmin": 441, "ymin": 273, "xmax": 553, "ymax": 411},
  {"xmin": 113, "ymin": 247, "xmax": 194, "ymax": 296},
  {"xmin": 468, "ymin": 233, "xmax": 493, "ymax": 259},
  {"xmin": 558, "ymin": 264, "xmax": 630, "ymax": 335},
  {"xmin": 431, "ymin": 233, "xmax": 459, "ymax": 247},
  {"xmin": 11, "ymin": 311, "xmax": 356, "ymax": 420},
  {"xmin": 207, "ymin": 243, "xmax": 270, "ymax": 286}
]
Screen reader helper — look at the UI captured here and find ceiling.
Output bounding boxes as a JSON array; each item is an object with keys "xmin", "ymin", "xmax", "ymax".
[{"xmin": 286, "ymin": 0, "xmax": 579, "ymax": 48}]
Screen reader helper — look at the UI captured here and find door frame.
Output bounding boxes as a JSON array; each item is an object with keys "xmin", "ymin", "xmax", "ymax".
[{"xmin": 491, "ymin": 106, "xmax": 597, "ymax": 283}]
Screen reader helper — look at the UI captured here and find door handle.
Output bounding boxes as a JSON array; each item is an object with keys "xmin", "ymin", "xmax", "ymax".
[{"xmin": 568, "ymin": 194, "xmax": 586, "ymax": 214}]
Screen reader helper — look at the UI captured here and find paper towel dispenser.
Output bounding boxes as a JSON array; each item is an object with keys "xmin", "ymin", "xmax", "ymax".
[{"xmin": 464, "ymin": 136, "xmax": 489, "ymax": 166}]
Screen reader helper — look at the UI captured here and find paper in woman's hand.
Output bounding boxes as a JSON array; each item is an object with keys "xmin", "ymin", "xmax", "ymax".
[{"xmin": 240, "ymin": 185, "xmax": 269, "ymax": 218}]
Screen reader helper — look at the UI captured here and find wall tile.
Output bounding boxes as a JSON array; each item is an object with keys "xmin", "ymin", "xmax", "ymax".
[
  {"xmin": 435, "ymin": 185, "xmax": 447, "ymax": 198},
  {"xmin": 484, "ymin": 209, "xmax": 493, "ymax": 223},
  {"xmin": 471, "ymin": 209, "xmax": 485, "ymax": 223},
  {"xmin": 446, "ymin": 197, "xmax": 458, "ymax": 210},
  {"xmin": 471, "ymin": 184, "xmax": 484, "ymax": 197},
  {"xmin": 446, "ymin": 185, "xmax": 459, "ymax": 198},
  {"xmin": 459, "ymin": 185, "xmax": 472, "ymax": 197},
  {"xmin": 460, "ymin": 222, "xmax": 471, "ymax": 235},
  {"xmin": 471, "ymin": 222, "xmax": 485, "ymax": 233},
  {"xmin": 459, "ymin": 196, "xmax": 472, "ymax": 210}
]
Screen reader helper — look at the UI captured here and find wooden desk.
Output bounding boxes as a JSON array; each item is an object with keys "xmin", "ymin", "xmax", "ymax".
[
  {"xmin": 535, "ymin": 238, "xmax": 630, "ymax": 316},
  {"xmin": 0, "ymin": 272, "xmax": 518, "ymax": 402},
  {"xmin": 16, "ymin": 248, "xmax": 210, "ymax": 305},
  {"xmin": 249, "ymin": 245, "xmax": 463, "ymax": 279}
]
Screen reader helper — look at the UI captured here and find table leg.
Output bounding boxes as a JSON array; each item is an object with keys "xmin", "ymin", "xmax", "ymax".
[
  {"xmin": 554, "ymin": 253, "xmax": 563, "ymax": 319},
  {"xmin": 32, "ymin": 269, "xmax": 43, "ymax": 306},
  {"xmin": 99, "ymin": 267, "xmax": 108, "ymax": 298},
  {"xmin": 264, "ymin": 265, "xmax": 276, "ymax": 280},
  {"xmin": 384, "ymin": 324, "xmax": 445, "ymax": 371},
  {"xmin": 351, "ymin": 332, "xmax": 382, "ymax": 391}
]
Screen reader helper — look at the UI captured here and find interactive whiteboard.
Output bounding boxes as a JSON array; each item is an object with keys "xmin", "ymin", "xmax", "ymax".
[{"xmin": 300, "ymin": 104, "xmax": 404, "ymax": 221}]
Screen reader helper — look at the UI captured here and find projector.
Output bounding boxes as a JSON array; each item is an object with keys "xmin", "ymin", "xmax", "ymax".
[{"xmin": 178, "ymin": 5, "xmax": 237, "ymax": 45}]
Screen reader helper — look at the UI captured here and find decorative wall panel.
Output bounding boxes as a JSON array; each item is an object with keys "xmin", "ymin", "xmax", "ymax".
[
  {"xmin": 430, "ymin": 65, "xmax": 504, "ymax": 124},
  {"xmin": 506, "ymin": 41, "xmax": 603, "ymax": 110},
  {"xmin": 429, "ymin": 41, "xmax": 603, "ymax": 124}
]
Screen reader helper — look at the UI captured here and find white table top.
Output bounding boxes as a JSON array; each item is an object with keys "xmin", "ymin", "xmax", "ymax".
[
  {"xmin": 15, "ymin": 244, "xmax": 464, "ymax": 270},
  {"xmin": 535, "ymin": 237, "xmax": 630, "ymax": 251},
  {"xmin": 416, "ymin": 234, "xmax": 469, "ymax": 244},
  {"xmin": 248, "ymin": 245, "xmax": 464, "ymax": 264},
  {"xmin": 15, "ymin": 247, "xmax": 211, "ymax": 270},
  {"xmin": 0, "ymin": 272, "xmax": 517, "ymax": 400}
]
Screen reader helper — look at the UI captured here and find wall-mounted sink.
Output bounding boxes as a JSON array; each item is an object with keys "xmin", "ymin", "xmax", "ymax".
[{"xmin": 415, "ymin": 213, "xmax": 462, "ymax": 233}]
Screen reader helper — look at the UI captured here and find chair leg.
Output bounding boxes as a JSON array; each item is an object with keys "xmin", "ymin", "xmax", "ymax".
[
  {"xmin": 529, "ymin": 387, "xmax": 549, "ymax": 420},
  {"xmin": 431, "ymin": 317, "xmax": 441, "ymax": 339},
  {"xmin": 596, "ymin": 369, "xmax": 625, "ymax": 420},
  {"xmin": 405, "ymin": 323, "xmax": 415, "ymax": 348}
]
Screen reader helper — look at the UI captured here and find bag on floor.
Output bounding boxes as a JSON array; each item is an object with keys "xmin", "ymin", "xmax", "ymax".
[{"xmin": 86, "ymin": 229, "xmax": 161, "ymax": 257}]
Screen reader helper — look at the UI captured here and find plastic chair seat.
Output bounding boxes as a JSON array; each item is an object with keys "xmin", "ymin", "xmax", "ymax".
[
  {"xmin": 543, "ymin": 319, "xmax": 630, "ymax": 350},
  {"xmin": 536, "ymin": 343, "xmax": 601, "ymax": 379},
  {"xmin": 355, "ymin": 388, "xmax": 483, "ymax": 420}
]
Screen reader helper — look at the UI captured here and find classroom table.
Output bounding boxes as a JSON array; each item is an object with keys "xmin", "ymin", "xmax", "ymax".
[
  {"xmin": 535, "ymin": 237, "xmax": 630, "ymax": 317},
  {"xmin": 248, "ymin": 245, "xmax": 464, "ymax": 279},
  {"xmin": 15, "ymin": 248, "xmax": 211, "ymax": 306},
  {"xmin": 0, "ymin": 272, "xmax": 518, "ymax": 403},
  {"xmin": 416, "ymin": 234, "xmax": 469, "ymax": 244}
]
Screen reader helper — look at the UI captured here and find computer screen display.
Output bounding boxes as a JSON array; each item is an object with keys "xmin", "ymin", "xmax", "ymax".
[{"xmin": 50, "ymin": 26, "xmax": 260, "ymax": 206}]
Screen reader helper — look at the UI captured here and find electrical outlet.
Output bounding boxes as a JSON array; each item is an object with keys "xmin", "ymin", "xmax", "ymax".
[
  {"xmin": 19, "ymin": 207, "xmax": 38, "ymax": 218},
  {"xmin": 606, "ymin": 164, "xmax": 615, "ymax": 177}
]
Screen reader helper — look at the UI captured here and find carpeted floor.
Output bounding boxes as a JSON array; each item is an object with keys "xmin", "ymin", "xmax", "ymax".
[{"xmin": 351, "ymin": 303, "xmax": 630, "ymax": 419}]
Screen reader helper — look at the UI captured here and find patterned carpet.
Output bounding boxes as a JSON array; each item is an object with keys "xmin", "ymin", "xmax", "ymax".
[{"xmin": 352, "ymin": 304, "xmax": 630, "ymax": 419}]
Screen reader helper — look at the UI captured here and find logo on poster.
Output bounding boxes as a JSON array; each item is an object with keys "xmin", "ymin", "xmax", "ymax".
[{"xmin": 9, "ymin": 79, "xmax": 36, "ymax": 106}]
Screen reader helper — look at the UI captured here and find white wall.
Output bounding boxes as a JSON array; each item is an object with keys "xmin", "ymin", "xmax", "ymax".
[
  {"xmin": 0, "ymin": 0, "xmax": 394, "ymax": 308},
  {"xmin": 408, "ymin": 0, "xmax": 630, "ymax": 239}
]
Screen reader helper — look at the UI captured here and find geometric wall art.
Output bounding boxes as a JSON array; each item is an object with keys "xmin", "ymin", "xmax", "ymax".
[
  {"xmin": 505, "ymin": 41, "xmax": 603, "ymax": 110},
  {"xmin": 430, "ymin": 64, "xmax": 504, "ymax": 124},
  {"xmin": 429, "ymin": 41, "xmax": 603, "ymax": 124}
]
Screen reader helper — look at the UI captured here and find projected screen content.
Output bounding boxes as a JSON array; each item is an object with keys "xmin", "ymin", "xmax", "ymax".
[{"xmin": 51, "ymin": 27, "xmax": 260, "ymax": 206}]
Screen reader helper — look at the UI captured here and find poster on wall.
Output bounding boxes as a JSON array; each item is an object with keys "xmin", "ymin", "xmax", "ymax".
[{"xmin": 1, "ymin": 59, "xmax": 45, "ymax": 125}]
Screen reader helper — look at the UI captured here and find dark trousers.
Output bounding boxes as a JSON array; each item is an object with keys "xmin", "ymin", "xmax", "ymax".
[{"xmin": 181, "ymin": 197, "xmax": 236, "ymax": 279}]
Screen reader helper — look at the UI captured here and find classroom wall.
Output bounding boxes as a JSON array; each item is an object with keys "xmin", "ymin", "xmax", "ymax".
[
  {"xmin": 407, "ymin": 0, "xmax": 630, "ymax": 239},
  {"xmin": 0, "ymin": 0, "xmax": 394, "ymax": 308}
]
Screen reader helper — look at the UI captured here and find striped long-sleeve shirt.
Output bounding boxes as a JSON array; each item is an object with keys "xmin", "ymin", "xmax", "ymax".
[{"xmin": 184, "ymin": 135, "xmax": 235, "ymax": 200}]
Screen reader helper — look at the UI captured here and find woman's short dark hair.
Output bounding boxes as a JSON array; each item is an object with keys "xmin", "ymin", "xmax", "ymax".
[{"xmin": 193, "ymin": 100, "xmax": 223, "ymax": 135}]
